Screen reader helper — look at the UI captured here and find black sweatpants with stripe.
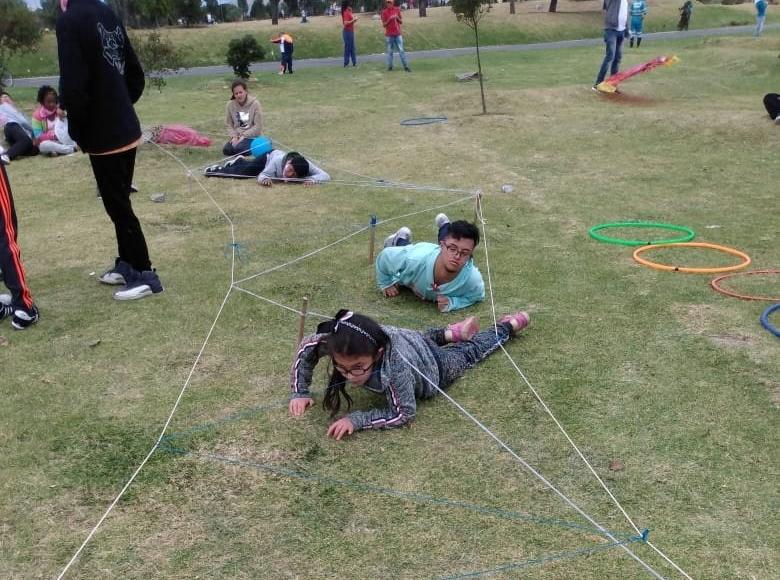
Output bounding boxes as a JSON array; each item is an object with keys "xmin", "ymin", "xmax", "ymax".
[
  {"xmin": 0, "ymin": 164, "xmax": 35, "ymax": 311},
  {"xmin": 89, "ymin": 147, "xmax": 152, "ymax": 272}
]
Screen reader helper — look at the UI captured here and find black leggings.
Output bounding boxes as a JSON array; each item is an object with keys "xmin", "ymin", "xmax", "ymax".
[
  {"xmin": 763, "ymin": 93, "xmax": 780, "ymax": 120},
  {"xmin": 3, "ymin": 123, "xmax": 37, "ymax": 160}
]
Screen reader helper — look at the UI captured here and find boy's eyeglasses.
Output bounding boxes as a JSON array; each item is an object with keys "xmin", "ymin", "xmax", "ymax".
[{"xmin": 442, "ymin": 243, "xmax": 472, "ymax": 260}]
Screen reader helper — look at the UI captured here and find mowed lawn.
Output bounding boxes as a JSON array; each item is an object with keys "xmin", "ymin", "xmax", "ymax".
[{"xmin": 1, "ymin": 29, "xmax": 779, "ymax": 579}]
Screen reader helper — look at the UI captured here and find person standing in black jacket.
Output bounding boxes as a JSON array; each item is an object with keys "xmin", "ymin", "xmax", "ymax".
[{"xmin": 56, "ymin": 0, "xmax": 163, "ymax": 301}]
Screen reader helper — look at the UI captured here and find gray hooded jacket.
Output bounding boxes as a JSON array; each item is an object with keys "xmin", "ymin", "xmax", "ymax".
[{"xmin": 290, "ymin": 325, "xmax": 441, "ymax": 431}]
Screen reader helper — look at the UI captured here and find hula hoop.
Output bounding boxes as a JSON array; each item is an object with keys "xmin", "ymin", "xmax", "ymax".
[
  {"xmin": 710, "ymin": 269, "xmax": 780, "ymax": 301},
  {"xmin": 400, "ymin": 116, "xmax": 448, "ymax": 126},
  {"xmin": 760, "ymin": 304, "xmax": 780, "ymax": 337},
  {"xmin": 632, "ymin": 242, "xmax": 751, "ymax": 274},
  {"xmin": 588, "ymin": 221, "xmax": 695, "ymax": 246}
]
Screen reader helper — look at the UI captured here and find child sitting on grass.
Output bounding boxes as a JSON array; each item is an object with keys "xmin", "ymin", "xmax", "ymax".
[{"xmin": 289, "ymin": 309, "xmax": 529, "ymax": 440}]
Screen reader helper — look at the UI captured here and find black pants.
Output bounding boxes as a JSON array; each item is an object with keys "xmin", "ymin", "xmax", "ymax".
[
  {"xmin": 89, "ymin": 148, "xmax": 152, "ymax": 272},
  {"xmin": 205, "ymin": 154, "xmax": 268, "ymax": 179},
  {"xmin": 281, "ymin": 49, "xmax": 294, "ymax": 73},
  {"xmin": 763, "ymin": 93, "xmax": 780, "ymax": 120},
  {"xmin": 0, "ymin": 164, "xmax": 35, "ymax": 310},
  {"xmin": 3, "ymin": 123, "xmax": 37, "ymax": 160}
]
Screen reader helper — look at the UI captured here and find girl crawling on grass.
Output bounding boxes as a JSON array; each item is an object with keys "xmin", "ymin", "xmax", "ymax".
[{"xmin": 289, "ymin": 309, "xmax": 530, "ymax": 440}]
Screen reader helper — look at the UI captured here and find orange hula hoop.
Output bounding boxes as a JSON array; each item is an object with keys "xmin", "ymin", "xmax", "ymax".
[
  {"xmin": 632, "ymin": 242, "xmax": 751, "ymax": 274},
  {"xmin": 710, "ymin": 269, "xmax": 780, "ymax": 301}
]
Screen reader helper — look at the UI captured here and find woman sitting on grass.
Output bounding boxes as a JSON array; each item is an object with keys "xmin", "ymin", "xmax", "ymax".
[
  {"xmin": 223, "ymin": 80, "xmax": 263, "ymax": 156},
  {"xmin": 289, "ymin": 309, "xmax": 530, "ymax": 440}
]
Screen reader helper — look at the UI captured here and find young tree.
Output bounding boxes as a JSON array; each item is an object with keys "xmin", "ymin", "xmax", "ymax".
[
  {"xmin": 0, "ymin": 0, "xmax": 42, "ymax": 90},
  {"xmin": 226, "ymin": 34, "xmax": 265, "ymax": 78},
  {"xmin": 451, "ymin": 0, "xmax": 488, "ymax": 114},
  {"xmin": 133, "ymin": 30, "xmax": 187, "ymax": 91}
]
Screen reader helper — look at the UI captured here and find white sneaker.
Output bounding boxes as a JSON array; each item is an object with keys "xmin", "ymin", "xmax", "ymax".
[
  {"xmin": 435, "ymin": 213, "xmax": 450, "ymax": 230},
  {"xmin": 383, "ymin": 226, "xmax": 412, "ymax": 248},
  {"xmin": 0, "ymin": 293, "xmax": 11, "ymax": 305},
  {"xmin": 0, "ymin": 154, "xmax": 9, "ymax": 165}
]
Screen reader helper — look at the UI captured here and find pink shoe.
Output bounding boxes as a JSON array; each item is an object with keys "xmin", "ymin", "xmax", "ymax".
[
  {"xmin": 499, "ymin": 311, "xmax": 530, "ymax": 334},
  {"xmin": 447, "ymin": 315, "xmax": 480, "ymax": 343}
]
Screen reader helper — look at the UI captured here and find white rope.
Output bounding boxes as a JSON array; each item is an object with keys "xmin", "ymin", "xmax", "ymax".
[
  {"xmin": 59, "ymin": 141, "xmax": 691, "ymax": 580},
  {"xmin": 476, "ymin": 194, "xmax": 693, "ymax": 580},
  {"xmin": 57, "ymin": 287, "xmax": 236, "ymax": 580},
  {"xmin": 232, "ymin": 225, "xmax": 370, "ymax": 286},
  {"xmin": 396, "ymin": 352, "xmax": 666, "ymax": 580},
  {"xmin": 232, "ymin": 285, "xmax": 331, "ymax": 320}
]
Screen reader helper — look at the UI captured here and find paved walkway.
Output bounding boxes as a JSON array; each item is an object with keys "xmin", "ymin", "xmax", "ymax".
[{"xmin": 13, "ymin": 23, "xmax": 777, "ymax": 87}]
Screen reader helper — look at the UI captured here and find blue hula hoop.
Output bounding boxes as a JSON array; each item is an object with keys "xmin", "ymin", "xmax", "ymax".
[{"xmin": 759, "ymin": 303, "xmax": 780, "ymax": 338}]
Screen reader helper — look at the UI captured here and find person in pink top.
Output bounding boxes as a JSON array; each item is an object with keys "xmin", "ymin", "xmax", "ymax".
[
  {"xmin": 31, "ymin": 85, "xmax": 76, "ymax": 156},
  {"xmin": 381, "ymin": 0, "xmax": 410, "ymax": 72},
  {"xmin": 341, "ymin": 0, "xmax": 357, "ymax": 67}
]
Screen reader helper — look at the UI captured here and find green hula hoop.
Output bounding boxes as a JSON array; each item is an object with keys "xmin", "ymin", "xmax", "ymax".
[{"xmin": 589, "ymin": 221, "xmax": 696, "ymax": 247}]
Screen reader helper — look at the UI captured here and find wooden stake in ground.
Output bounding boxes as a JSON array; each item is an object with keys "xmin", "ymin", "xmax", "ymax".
[
  {"xmin": 368, "ymin": 215, "xmax": 377, "ymax": 264},
  {"xmin": 474, "ymin": 190, "xmax": 483, "ymax": 223}
]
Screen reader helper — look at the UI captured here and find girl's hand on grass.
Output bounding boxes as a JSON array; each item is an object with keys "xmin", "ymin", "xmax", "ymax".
[
  {"xmin": 327, "ymin": 417, "xmax": 355, "ymax": 440},
  {"xmin": 289, "ymin": 397, "xmax": 313, "ymax": 416},
  {"xmin": 259, "ymin": 177, "xmax": 273, "ymax": 187}
]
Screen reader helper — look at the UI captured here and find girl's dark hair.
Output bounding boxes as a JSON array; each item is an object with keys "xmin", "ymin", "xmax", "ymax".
[
  {"xmin": 230, "ymin": 79, "xmax": 248, "ymax": 98},
  {"xmin": 317, "ymin": 309, "xmax": 389, "ymax": 416},
  {"xmin": 341, "ymin": 0, "xmax": 351, "ymax": 13},
  {"xmin": 36, "ymin": 85, "xmax": 57, "ymax": 105}
]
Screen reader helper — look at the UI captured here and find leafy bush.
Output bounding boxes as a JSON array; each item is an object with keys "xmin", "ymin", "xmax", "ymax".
[
  {"xmin": 134, "ymin": 31, "xmax": 188, "ymax": 92},
  {"xmin": 226, "ymin": 35, "xmax": 265, "ymax": 79}
]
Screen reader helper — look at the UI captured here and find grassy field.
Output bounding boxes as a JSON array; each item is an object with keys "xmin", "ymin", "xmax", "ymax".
[
  {"xmin": 2, "ymin": 27, "xmax": 779, "ymax": 580},
  {"xmin": 8, "ymin": 0, "xmax": 763, "ymax": 76}
]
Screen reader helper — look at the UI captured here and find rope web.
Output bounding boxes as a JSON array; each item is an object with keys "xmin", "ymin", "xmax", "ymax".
[{"xmin": 56, "ymin": 135, "xmax": 693, "ymax": 580}]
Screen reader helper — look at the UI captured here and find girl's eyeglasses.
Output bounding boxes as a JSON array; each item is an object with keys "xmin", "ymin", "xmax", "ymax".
[{"xmin": 334, "ymin": 362, "xmax": 375, "ymax": 377}]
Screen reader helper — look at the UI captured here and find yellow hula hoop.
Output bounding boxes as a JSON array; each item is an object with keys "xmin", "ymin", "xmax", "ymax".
[{"xmin": 632, "ymin": 242, "xmax": 751, "ymax": 274}]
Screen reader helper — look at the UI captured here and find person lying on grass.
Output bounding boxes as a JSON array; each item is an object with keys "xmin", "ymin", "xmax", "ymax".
[
  {"xmin": 376, "ymin": 214, "xmax": 485, "ymax": 312},
  {"xmin": 205, "ymin": 149, "xmax": 330, "ymax": 187},
  {"xmin": 289, "ymin": 309, "xmax": 529, "ymax": 440}
]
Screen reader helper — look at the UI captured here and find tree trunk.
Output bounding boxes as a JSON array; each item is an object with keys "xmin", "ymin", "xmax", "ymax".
[
  {"xmin": 548, "ymin": 0, "xmax": 558, "ymax": 13},
  {"xmin": 272, "ymin": 0, "xmax": 279, "ymax": 24},
  {"xmin": 418, "ymin": 0, "xmax": 427, "ymax": 18},
  {"xmin": 509, "ymin": 0, "xmax": 515, "ymax": 14},
  {"xmin": 474, "ymin": 23, "xmax": 487, "ymax": 114}
]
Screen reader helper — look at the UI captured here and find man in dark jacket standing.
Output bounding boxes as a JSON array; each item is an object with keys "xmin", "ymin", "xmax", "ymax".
[
  {"xmin": 593, "ymin": 0, "xmax": 629, "ymax": 92},
  {"xmin": 57, "ymin": 0, "xmax": 163, "ymax": 301}
]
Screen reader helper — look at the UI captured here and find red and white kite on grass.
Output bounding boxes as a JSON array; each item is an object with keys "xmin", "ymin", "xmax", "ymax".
[{"xmin": 596, "ymin": 55, "xmax": 679, "ymax": 94}]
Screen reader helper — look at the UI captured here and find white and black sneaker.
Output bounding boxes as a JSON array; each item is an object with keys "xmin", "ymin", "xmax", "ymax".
[
  {"xmin": 0, "ymin": 301, "xmax": 39, "ymax": 330},
  {"xmin": 434, "ymin": 213, "xmax": 450, "ymax": 230},
  {"xmin": 0, "ymin": 293, "xmax": 10, "ymax": 305},
  {"xmin": 12, "ymin": 305, "xmax": 39, "ymax": 330},
  {"xmin": 383, "ymin": 226, "xmax": 412, "ymax": 248},
  {"xmin": 113, "ymin": 269, "xmax": 164, "ymax": 301},
  {"xmin": 99, "ymin": 258, "xmax": 135, "ymax": 286}
]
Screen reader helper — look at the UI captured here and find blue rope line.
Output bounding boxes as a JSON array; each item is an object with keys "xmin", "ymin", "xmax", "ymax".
[
  {"xmin": 439, "ymin": 533, "xmax": 647, "ymax": 579},
  {"xmin": 158, "ymin": 441, "xmax": 632, "ymax": 541}
]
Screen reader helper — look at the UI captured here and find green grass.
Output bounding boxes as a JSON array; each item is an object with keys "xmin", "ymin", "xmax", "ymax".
[
  {"xmin": 7, "ymin": 0, "xmax": 761, "ymax": 76},
  {"xmin": 1, "ymin": 29, "xmax": 779, "ymax": 579}
]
